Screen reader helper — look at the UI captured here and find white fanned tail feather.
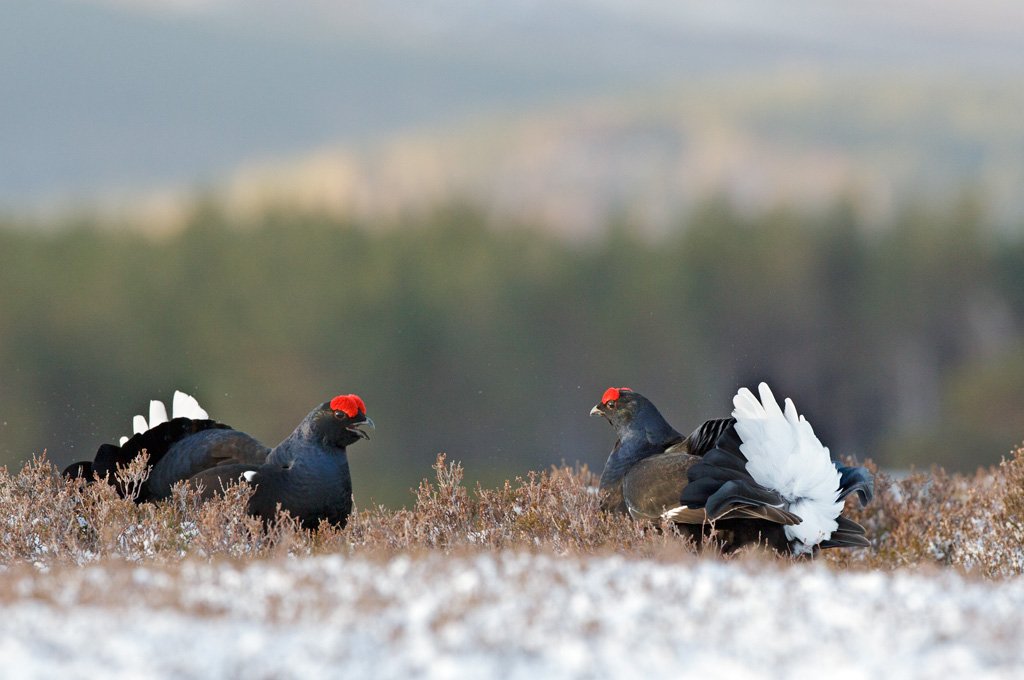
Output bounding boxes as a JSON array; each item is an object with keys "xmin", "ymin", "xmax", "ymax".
[
  {"xmin": 118, "ymin": 391, "xmax": 209, "ymax": 445},
  {"xmin": 732, "ymin": 383, "xmax": 844, "ymax": 555},
  {"xmin": 172, "ymin": 391, "xmax": 208, "ymax": 421}
]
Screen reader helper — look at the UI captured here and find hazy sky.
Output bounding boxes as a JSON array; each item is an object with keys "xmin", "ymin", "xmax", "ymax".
[{"xmin": 5, "ymin": 0, "xmax": 1024, "ymax": 207}]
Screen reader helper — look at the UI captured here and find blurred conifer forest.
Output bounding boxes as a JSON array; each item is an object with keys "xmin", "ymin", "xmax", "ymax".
[{"xmin": 2, "ymin": 198, "xmax": 1023, "ymax": 506}]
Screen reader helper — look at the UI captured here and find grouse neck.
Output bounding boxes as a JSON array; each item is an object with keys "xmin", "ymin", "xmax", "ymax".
[
  {"xmin": 599, "ymin": 418, "xmax": 675, "ymax": 492},
  {"xmin": 610, "ymin": 426, "xmax": 668, "ymax": 468},
  {"xmin": 618, "ymin": 402, "xmax": 681, "ymax": 451},
  {"xmin": 266, "ymin": 410, "xmax": 347, "ymax": 466}
]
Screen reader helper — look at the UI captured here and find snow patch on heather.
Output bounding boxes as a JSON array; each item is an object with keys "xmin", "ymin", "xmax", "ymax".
[{"xmin": 1, "ymin": 553, "xmax": 1023, "ymax": 679}]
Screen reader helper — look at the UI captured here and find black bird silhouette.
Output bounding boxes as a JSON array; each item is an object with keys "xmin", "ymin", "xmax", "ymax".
[{"xmin": 64, "ymin": 391, "xmax": 373, "ymax": 529}]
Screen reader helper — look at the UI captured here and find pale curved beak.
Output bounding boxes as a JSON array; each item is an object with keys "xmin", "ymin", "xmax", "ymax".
[
  {"xmin": 347, "ymin": 416, "xmax": 375, "ymax": 440},
  {"xmin": 589, "ymin": 405, "xmax": 602, "ymax": 417}
]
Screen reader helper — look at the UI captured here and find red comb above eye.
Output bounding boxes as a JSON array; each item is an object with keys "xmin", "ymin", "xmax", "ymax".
[
  {"xmin": 602, "ymin": 387, "xmax": 632, "ymax": 404},
  {"xmin": 330, "ymin": 394, "xmax": 365, "ymax": 417}
]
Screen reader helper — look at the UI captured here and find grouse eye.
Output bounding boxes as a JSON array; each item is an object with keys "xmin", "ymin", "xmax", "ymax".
[{"xmin": 607, "ymin": 401, "xmax": 616, "ymax": 409}]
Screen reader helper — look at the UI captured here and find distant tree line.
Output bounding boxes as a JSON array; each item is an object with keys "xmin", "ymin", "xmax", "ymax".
[{"xmin": 1, "ymin": 197, "xmax": 1022, "ymax": 505}]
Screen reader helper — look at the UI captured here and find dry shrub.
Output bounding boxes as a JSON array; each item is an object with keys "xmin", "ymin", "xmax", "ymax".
[
  {"xmin": 343, "ymin": 454, "xmax": 659, "ymax": 555},
  {"xmin": 827, "ymin": 449, "xmax": 1024, "ymax": 577},
  {"xmin": 0, "ymin": 454, "xmax": 309, "ymax": 566},
  {"xmin": 7, "ymin": 448, "xmax": 1024, "ymax": 578},
  {"xmin": 977, "ymin": 446, "xmax": 1024, "ymax": 576},
  {"xmin": 0, "ymin": 452, "xmax": 674, "ymax": 568}
]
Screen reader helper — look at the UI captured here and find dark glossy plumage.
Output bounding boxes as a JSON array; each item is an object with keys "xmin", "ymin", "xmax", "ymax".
[
  {"xmin": 64, "ymin": 394, "xmax": 373, "ymax": 529},
  {"xmin": 591, "ymin": 386, "xmax": 873, "ymax": 554}
]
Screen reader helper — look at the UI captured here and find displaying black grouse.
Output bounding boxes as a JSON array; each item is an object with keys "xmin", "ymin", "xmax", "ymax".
[
  {"xmin": 591, "ymin": 384, "xmax": 873, "ymax": 554},
  {"xmin": 64, "ymin": 391, "xmax": 373, "ymax": 529}
]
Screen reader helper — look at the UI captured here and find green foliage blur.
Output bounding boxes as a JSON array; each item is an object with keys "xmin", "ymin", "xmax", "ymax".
[{"xmin": 2, "ymin": 198, "xmax": 1023, "ymax": 505}]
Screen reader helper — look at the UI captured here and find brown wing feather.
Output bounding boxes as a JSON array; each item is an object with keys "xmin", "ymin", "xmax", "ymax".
[
  {"xmin": 622, "ymin": 452, "xmax": 701, "ymax": 521},
  {"xmin": 663, "ymin": 440, "xmax": 691, "ymax": 455},
  {"xmin": 715, "ymin": 504, "xmax": 802, "ymax": 524},
  {"xmin": 204, "ymin": 434, "xmax": 272, "ymax": 466}
]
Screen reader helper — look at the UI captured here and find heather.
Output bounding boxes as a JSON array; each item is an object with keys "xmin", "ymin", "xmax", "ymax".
[{"xmin": 3, "ymin": 449, "xmax": 1024, "ymax": 578}]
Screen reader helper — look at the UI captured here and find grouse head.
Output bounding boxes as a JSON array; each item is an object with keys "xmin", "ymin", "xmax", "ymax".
[
  {"xmin": 591, "ymin": 386, "xmax": 674, "ymax": 434},
  {"xmin": 589, "ymin": 387, "xmax": 641, "ymax": 429},
  {"xmin": 312, "ymin": 394, "xmax": 374, "ymax": 448}
]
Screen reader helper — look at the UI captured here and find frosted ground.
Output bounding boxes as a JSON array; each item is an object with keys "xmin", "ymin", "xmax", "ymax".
[{"xmin": 1, "ymin": 552, "xmax": 1023, "ymax": 679}]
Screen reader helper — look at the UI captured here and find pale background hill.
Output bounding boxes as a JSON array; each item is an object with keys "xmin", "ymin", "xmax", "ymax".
[
  {"xmin": 6, "ymin": 0, "xmax": 1024, "ymax": 232},
  {"xmin": 209, "ymin": 75, "xmax": 1024, "ymax": 236}
]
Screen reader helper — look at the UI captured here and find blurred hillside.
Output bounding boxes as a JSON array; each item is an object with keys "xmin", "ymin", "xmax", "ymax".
[
  {"xmin": 207, "ymin": 74, "xmax": 1024, "ymax": 237},
  {"xmin": 2, "ymin": 201, "xmax": 1023, "ymax": 505},
  {"xmin": 6, "ymin": 0, "xmax": 1024, "ymax": 227}
]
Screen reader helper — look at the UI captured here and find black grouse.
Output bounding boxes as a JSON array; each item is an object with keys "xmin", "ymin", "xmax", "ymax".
[
  {"xmin": 64, "ymin": 391, "xmax": 373, "ymax": 529},
  {"xmin": 591, "ymin": 384, "xmax": 873, "ymax": 554}
]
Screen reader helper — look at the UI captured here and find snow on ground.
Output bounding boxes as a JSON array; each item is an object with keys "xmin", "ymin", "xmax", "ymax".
[{"xmin": 0, "ymin": 552, "xmax": 1023, "ymax": 679}]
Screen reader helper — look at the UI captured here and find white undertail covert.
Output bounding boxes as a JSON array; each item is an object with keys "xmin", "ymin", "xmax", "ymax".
[{"xmin": 732, "ymin": 383, "xmax": 843, "ymax": 554}]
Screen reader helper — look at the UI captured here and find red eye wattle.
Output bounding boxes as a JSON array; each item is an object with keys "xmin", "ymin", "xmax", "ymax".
[
  {"xmin": 601, "ymin": 387, "xmax": 632, "ymax": 405},
  {"xmin": 330, "ymin": 394, "xmax": 365, "ymax": 418}
]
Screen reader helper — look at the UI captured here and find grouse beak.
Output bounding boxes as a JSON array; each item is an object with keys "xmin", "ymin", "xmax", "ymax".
[
  {"xmin": 589, "ymin": 404, "xmax": 604, "ymax": 418},
  {"xmin": 347, "ymin": 417, "xmax": 375, "ymax": 440}
]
